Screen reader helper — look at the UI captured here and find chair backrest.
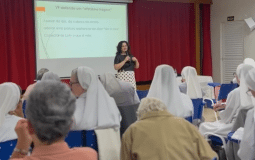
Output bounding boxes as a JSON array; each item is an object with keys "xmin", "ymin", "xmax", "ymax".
[
  {"xmin": 207, "ymin": 83, "xmax": 221, "ymax": 88},
  {"xmin": 204, "ymin": 133, "xmax": 228, "ymax": 149},
  {"xmin": 65, "ymin": 130, "xmax": 98, "ymax": 151},
  {"xmin": 117, "ymin": 103, "xmax": 139, "ymax": 137},
  {"xmin": 22, "ymin": 100, "xmax": 27, "ymax": 118},
  {"xmin": 83, "ymin": 130, "xmax": 98, "ymax": 151},
  {"xmin": 185, "ymin": 116, "xmax": 193, "ymax": 123},
  {"xmin": 0, "ymin": 139, "xmax": 17, "ymax": 160},
  {"xmin": 191, "ymin": 98, "xmax": 204, "ymax": 120},
  {"xmin": 218, "ymin": 83, "xmax": 238, "ymax": 101},
  {"xmin": 203, "ymin": 99, "xmax": 216, "ymax": 109},
  {"xmin": 227, "ymin": 131, "xmax": 240, "ymax": 144},
  {"xmin": 65, "ymin": 130, "xmax": 84, "ymax": 148},
  {"xmin": 136, "ymin": 90, "xmax": 148, "ymax": 100}
]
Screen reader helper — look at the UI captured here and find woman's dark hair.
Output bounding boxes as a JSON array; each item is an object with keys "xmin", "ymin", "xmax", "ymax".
[{"xmin": 116, "ymin": 41, "xmax": 132, "ymax": 56}]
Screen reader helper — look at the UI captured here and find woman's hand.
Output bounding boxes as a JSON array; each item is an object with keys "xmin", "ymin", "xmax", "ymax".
[
  {"xmin": 11, "ymin": 119, "xmax": 32, "ymax": 158},
  {"xmin": 15, "ymin": 119, "xmax": 33, "ymax": 150},
  {"xmin": 132, "ymin": 57, "xmax": 137, "ymax": 62},
  {"xmin": 213, "ymin": 100, "xmax": 226, "ymax": 111},
  {"xmin": 125, "ymin": 56, "xmax": 130, "ymax": 62}
]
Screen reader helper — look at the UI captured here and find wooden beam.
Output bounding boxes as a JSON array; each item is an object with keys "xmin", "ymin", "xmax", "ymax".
[
  {"xmin": 147, "ymin": 0, "xmax": 212, "ymax": 4},
  {"xmin": 195, "ymin": 3, "xmax": 201, "ymax": 75}
]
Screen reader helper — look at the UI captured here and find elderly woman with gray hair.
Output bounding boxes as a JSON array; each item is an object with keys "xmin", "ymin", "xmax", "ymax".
[
  {"xmin": 121, "ymin": 97, "xmax": 217, "ymax": 160},
  {"xmin": 10, "ymin": 81, "xmax": 97, "ymax": 160},
  {"xmin": 41, "ymin": 72, "xmax": 61, "ymax": 82},
  {"xmin": 22, "ymin": 68, "xmax": 49, "ymax": 101}
]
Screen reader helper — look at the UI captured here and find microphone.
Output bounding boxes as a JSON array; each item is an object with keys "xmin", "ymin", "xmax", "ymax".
[{"xmin": 126, "ymin": 52, "xmax": 131, "ymax": 65}]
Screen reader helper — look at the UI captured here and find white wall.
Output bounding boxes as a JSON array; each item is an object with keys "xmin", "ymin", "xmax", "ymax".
[{"xmin": 211, "ymin": 0, "xmax": 255, "ymax": 83}]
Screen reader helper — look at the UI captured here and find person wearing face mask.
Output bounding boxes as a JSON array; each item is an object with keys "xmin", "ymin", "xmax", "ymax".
[
  {"xmin": 226, "ymin": 63, "xmax": 255, "ymax": 160},
  {"xmin": 114, "ymin": 41, "xmax": 139, "ymax": 90},
  {"xmin": 237, "ymin": 68, "xmax": 255, "ymax": 160},
  {"xmin": 199, "ymin": 64, "xmax": 254, "ymax": 137}
]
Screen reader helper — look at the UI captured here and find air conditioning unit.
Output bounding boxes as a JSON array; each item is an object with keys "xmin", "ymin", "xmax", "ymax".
[{"xmin": 244, "ymin": 17, "xmax": 255, "ymax": 31}]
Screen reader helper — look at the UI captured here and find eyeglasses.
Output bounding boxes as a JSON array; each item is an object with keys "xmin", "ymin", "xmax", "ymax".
[
  {"xmin": 246, "ymin": 88, "xmax": 253, "ymax": 96},
  {"xmin": 69, "ymin": 81, "xmax": 79, "ymax": 87}
]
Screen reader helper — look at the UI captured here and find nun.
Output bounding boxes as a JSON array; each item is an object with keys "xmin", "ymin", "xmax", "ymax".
[
  {"xmin": 147, "ymin": 65, "xmax": 193, "ymax": 118},
  {"xmin": 69, "ymin": 67, "xmax": 121, "ymax": 130},
  {"xmin": 238, "ymin": 68, "xmax": 255, "ymax": 160},
  {"xmin": 0, "ymin": 82, "xmax": 23, "ymax": 142},
  {"xmin": 199, "ymin": 64, "xmax": 254, "ymax": 137},
  {"xmin": 180, "ymin": 66, "xmax": 203, "ymax": 99}
]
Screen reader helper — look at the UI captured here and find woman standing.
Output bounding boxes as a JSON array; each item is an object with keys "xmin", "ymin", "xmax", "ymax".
[{"xmin": 114, "ymin": 41, "xmax": 139, "ymax": 90}]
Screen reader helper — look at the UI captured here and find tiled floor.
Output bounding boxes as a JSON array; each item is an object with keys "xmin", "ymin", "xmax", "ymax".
[{"xmin": 203, "ymin": 107, "xmax": 219, "ymax": 122}]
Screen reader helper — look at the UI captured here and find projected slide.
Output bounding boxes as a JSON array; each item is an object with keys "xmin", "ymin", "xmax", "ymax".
[{"xmin": 35, "ymin": 1, "xmax": 127, "ymax": 59}]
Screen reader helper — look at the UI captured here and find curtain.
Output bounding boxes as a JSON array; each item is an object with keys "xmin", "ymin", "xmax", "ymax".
[
  {"xmin": 201, "ymin": 4, "xmax": 212, "ymax": 76},
  {"xmin": 128, "ymin": 0, "xmax": 196, "ymax": 81},
  {"xmin": 0, "ymin": 0, "xmax": 198, "ymax": 88},
  {"xmin": 0, "ymin": 0, "xmax": 35, "ymax": 90}
]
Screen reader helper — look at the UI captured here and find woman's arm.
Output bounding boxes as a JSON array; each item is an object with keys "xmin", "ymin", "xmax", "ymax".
[
  {"xmin": 132, "ymin": 57, "xmax": 139, "ymax": 69},
  {"xmin": 10, "ymin": 119, "xmax": 32, "ymax": 159},
  {"xmin": 114, "ymin": 56, "xmax": 130, "ymax": 71}
]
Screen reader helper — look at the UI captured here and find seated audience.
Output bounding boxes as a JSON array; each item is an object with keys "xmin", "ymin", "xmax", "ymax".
[
  {"xmin": 180, "ymin": 66, "xmax": 203, "ymax": 99},
  {"xmin": 231, "ymin": 58, "xmax": 255, "ymax": 84},
  {"xmin": 243, "ymin": 57, "xmax": 255, "ymax": 67},
  {"xmin": 100, "ymin": 73, "xmax": 140, "ymax": 107},
  {"xmin": 70, "ymin": 67, "xmax": 121, "ymax": 130},
  {"xmin": 41, "ymin": 72, "xmax": 61, "ymax": 81},
  {"xmin": 121, "ymin": 97, "xmax": 217, "ymax": 160},
  {"xmin": 147, "ymin": 64, "xmax": 193, "ymax": 118},
  {"xmin": 22, "ymin": 68, "xmax": 49, "ymax": 101},
  {"xmin": 0, "ymin": 82, "xmax": 23, "ymax": 142},
  {"xmin": 10, "ymin": 81, "xmax": 97, "ymax": 160},
  {"xmin": 226, "ymin": 106, "xmax": 253, "ymax": 160},
  {"xmin": 199, "ymin": 64, "xmax": 254, "ymax": 137},
  {"xmin": 238, "ymin": 68, "xmax": 255, "ymax": 160}
]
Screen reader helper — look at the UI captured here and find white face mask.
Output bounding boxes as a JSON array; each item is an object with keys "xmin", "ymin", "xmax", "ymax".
[{"xmin": 251, "ymin": 96, "xmax": 255, "ymax": 107}]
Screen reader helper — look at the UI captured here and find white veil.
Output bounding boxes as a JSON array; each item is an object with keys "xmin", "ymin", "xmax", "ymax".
[
  {"xmin": 147, "ymin": 65, "xmax": 189, "ymax": 117},
  {"xmin": 181, "ymin": 66, "xmax": 202, "ymax": 99},
  {"xmin": 0, "ymin": 83, "xmax": 20, "ymax": 128},
  {"xmin": 75, "ymin": 66, "xmax": 121, "ymax": 130}
]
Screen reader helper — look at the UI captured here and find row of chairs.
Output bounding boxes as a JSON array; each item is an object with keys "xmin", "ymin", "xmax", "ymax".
[
  {"xmin": 1, "ymin": 83, "xmax": 238, "ymax": 159},
  {"xmin": 136, "ymin": 83, "xmax": 239, "ymax": 144},
  {"xmin": 0, "ymin": 131, "xmax": 97, "ymax": 160},
  {"xmin": 137, "ymin": 90, "xmax": 204, "ymax": 123}
]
